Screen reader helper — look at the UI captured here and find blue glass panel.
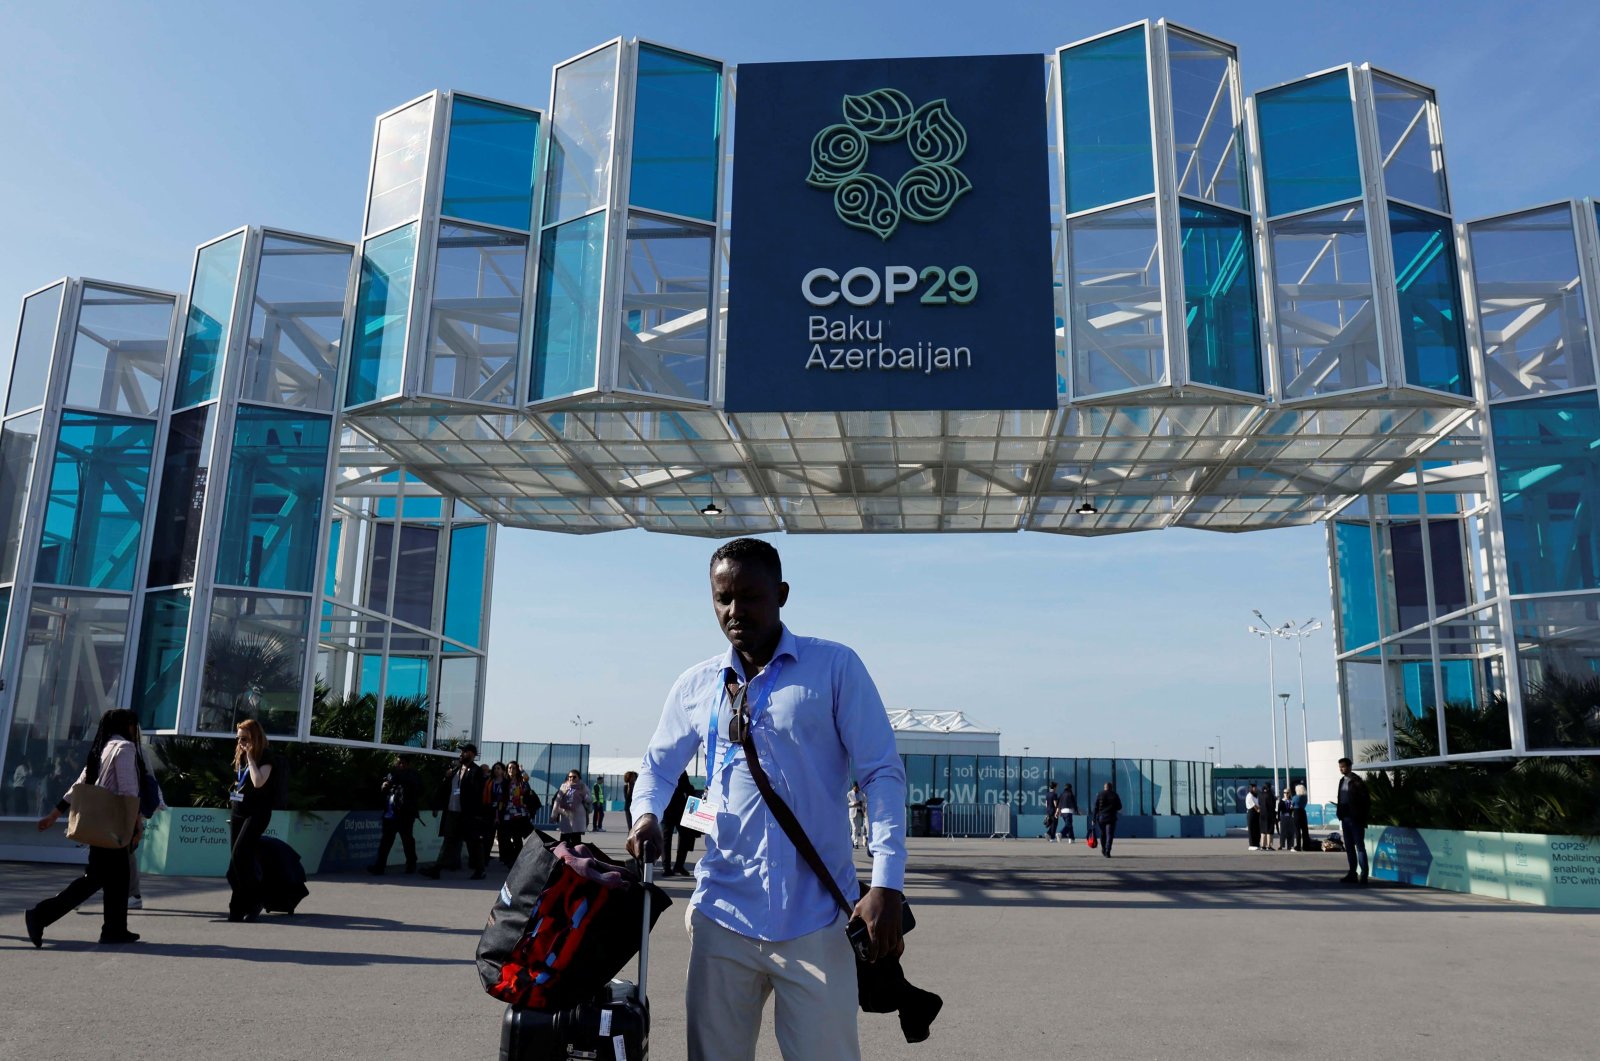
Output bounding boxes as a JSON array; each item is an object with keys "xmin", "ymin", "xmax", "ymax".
[
  {"xmin": 1335, "ymin": 520, "xmax": 1380, "ymax": 650},
  {"xmin": 531, "ymin": 213, "xmax": 606, "ymax": 400},
  {"xmin": 1372, "ymin": 74, "xmax": 1445, "ymax": 212},
  {"xmin": 358, "ymin": 655, "xmax": 383, "ymax": 698},
  {"xmin": 241, "ymin": 235, "xmax": 351, "ymax": 410},
  {"xmin": 35, "ymin": 411, "xmax": 156, "ymax": 590},
  {"xmin": 1255, "ymin": 71, "xmax": 1360, "ymax": 217},
  {"xmin": 0, "ymin": 412, "xmax": 42, "ymax": 582},
  {"xmin": 1492, "ymin": 392, "xmax": 1600, "ymax": 595},
  {"xmin": 1179, "ymin": 201, "xmax": 1261, "ymax": 392},
  {"xmin": 631, "ymin": 45, "xmax": 721, "ymax": 222},
  {"xmin": 64, "ymin": 286, "xmax": 173, "ymax": 417},
  {"xmin": 146, "ymin": 406, "xmax": 213, "ymax": 587},
  {"xmin": 442, "ymin": 96, "xmax": 540, "ymax": 230},
  {"xmin": 1390, "ymin": 203, "xmax": 1470, "ymax": 395},
  {"xmin": 175, "ymin": 232, "xmax": 244, "ymax": 408},
  {"xmin": 6, "ymin": 283, "xmax": 64, "ymax": 416},
  {"xmin": 1060, "ymin": 26, "xmax": 1153, "ymax": 213},
  {"xmin": 132, "ymin": 588, "xmax": 191, "ymax": 730},
  {"xmin": 386, "ymin": 655, "xmax": 430, "ymax": 701},
  {"xmin": 444, "ymin": 522, "xmax": 487, "ymax": 648},
  {"xmin": 346, "ymin": 224, "xmax": 416, "ymax": 407},
  {"xmin": 215, "ymin": 406, "xmax": 332, "ymax": 592}
]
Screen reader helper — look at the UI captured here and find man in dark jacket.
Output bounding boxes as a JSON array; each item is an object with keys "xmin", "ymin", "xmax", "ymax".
[
  {"xmin": 422, "ymin": 744, "xmax": 488, "ymax": 880},
  {"xmin": 659, "ymin": 771, "xmax": 702, "ymax": 877},
  {"xmin": 1336, "ymin": 757, "xmax": 1371, "ymax": 884},
  {"xmin": 1092, "ymin": 782, "xmax": 1123, "ymax": 858},
  {"xmin": 368, "ymin": 754, "xmax": 423, "ymax": 875}
]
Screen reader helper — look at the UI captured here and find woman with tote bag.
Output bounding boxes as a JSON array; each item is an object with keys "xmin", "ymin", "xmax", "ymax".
[{"xmin": 24, "ymin": 709, "xmax": 145, "ymax": 947}]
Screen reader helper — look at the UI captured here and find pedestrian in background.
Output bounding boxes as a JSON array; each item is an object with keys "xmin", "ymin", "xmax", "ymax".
[
  {"xmin": 1259, "ymin": 784, "xmax": 1277, "ymax": 851},
  {"xmin": 1245, "ymin": 783, "xmax": 1261, "ymax": 850},
  {"xmin": 369, "ymin": 753, "xmax": 422, "ymax": 875},
  {"xmin": 592, "ymin": 776, "xmax": 606, "ymax": 831},
  {"xmin": 1092, "ymin": 781, "xmax": 1123, "ymax": 858},
  {"xmin": 128, "ymin": 727, "xmax": 165, "ymax": 910},
  {"xmin": 1043, "ymin": 780, "xmax": 1060, "ymax": 843},
  {"xmin": 623, "ymin": 770, "xmax": 638, "ymax": 831},
  {"xmin": 227, "ymin": 719, "xmax": 275, "ymax": 922},
  {"xmin": 1336, "ymin": 758, "xmax": 1371, "ymax": 885},
  {"xmin": 659, "ymin": 770, "xmax": 701, "ymax": 876},
  {"xmin": 554, "ymin": 769, "xmax": 591, "ymax": 845},
  {"xmin": 1293, "ymin": 783, "xmax": 1311, "ymax": 853},
  {"xmin": 25, "ymin": 709, "xmax": 146, "ymax": 947},
  {"xmin": 1278, "ymin": 788, "xmax": 1296, "ymax": 851},
  {"xmin": 500, "ymin": 761, "xmax": 538, "ymax": 866},
  {"xmin": 1060, "ymin": 783, "xmax": 1078, "ymax": 843},
  {"xmin": 849, "ymin": 780, "xmax": 868, "ymax": 849},
  {"xmin": 483, "ymin": 761, "xmax": 510, "ymax": 862},
  {"xmin": 422, "ymin": 743, "xmax": 487, "ymax": 880}
]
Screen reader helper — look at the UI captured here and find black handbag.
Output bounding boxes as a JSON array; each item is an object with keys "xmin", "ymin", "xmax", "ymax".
[{"xmin": 734, "ymin": 704, "xmax": 942, "ymax": 1043}]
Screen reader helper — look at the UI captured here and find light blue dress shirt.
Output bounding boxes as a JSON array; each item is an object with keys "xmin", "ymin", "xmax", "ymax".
[{"xmin": 631, "ymin": 626, "xmax": 907, "ymax": 943}]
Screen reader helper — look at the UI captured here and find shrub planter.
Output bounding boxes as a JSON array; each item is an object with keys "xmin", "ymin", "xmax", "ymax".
[
  {"xmin": 1365, "ymin": 826, "xmax": 1600, "ymax": 908},
  {"xmin": 137, "ymin": 808, "xmax": 446, "ymax": 877}
]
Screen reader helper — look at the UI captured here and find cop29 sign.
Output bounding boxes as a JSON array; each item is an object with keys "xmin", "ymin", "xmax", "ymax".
[{"xmin": 725, "ymin": 54, "xmax": 1056, "ymax": 412}]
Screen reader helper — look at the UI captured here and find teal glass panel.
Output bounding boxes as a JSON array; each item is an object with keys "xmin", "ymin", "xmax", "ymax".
[
  {"xmin": 0, "ymin": 412, "xmax": 42, "ymax": 582},
  {"xmin": 1492, "ymin": 392, "xmax": 1600, "ymax": 595},
  {"xmin": 1390, "ymin": 203, "xmax": 1470, "ymax": 395},
  {"xmin": 631, "ymin": 45, "xmax": 721, "ymax": 222},
  {"xmin": 444, "ymin": 522, "xmax": 487, "ymax": 648},
  {"xmin": 6, "ymin": 283, "xmax": 64, "ymax": 415},
  {"xmin": 346, "ymin": 224, "xmax": 416, "ymax": 407},
  {"xmin": 367, "ymin": 97, "xmax": 435, "ymax": 236},
  {"xmin": 132, "ymin": 588, "xmax": 191, "ymax": 730},
  {"xmin": 324, "ymin": 519, "xmax": 341, "ymax": 597},
  {"xmin": 0, "ymin": 587, "xmax": 8, "ymax": 656},
  {"xmin": 1255, "ymin": 71, "xmax": 1360, "ymax": 217},
  {"xmin": 443, "ymin": 96, "xmax": 540, "ymax": 230},
  {"xmin": 1468, "ymin": 205, "xmax": 1592, "ymax": 399},
  {"xmin": 1179, "ymin": 201, "xmax": 1261, "ymax": 393},
  {"xmin": 198, "ymin": 591, "xmax": 309, "ymax": 736},
  {"xmin": 357, "ymin": 655, "xmax": 384, "ymax": 699},
  {"xmin": 1166, "ymin": 32, "xmax": 1241, "ymax": 209},
  {"xmin": 241, "ymin": 235, "xmax": 352, "ymax": 410},
  {"xmin": 531, "ymin": 213, "xmax": 606, "ymax": 400},
  {"xmin": 175, "ymin": 232, "xmax": 244, "ymax": 408},
  {"xmin": 1060, "ymin": 26, "xmax": 1154, "ymax": 213},
  {"xmin": 64, "ymin": 286, "xmax": 173, "ymax": 417},
  {"xmin": 545, "ymin": 45, "xmax": 618, "ymax": 226},
  {"xmin": 425, "ymin": 223, "xmax": 527, "ymax": 403},
  {"xmin": 146, "ymin": 406, "xmax": 213, "ymax": 587},
  {"xmin": 386, "ymin": 655, "xmax": 430, "ymax": 701},
  {"xmin": 35, "ymin": 411, "xmax": 156, "ymax": 591},
  {"xmin": 215, "ymin": 406, "xmax": 333, "ymax": 592},
  {"xmin": 1334, "ymin": 520, "xmax": 1380, "ymax": 650}
]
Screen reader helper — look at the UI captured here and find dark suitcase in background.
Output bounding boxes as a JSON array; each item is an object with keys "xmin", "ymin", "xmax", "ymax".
[
  {"xmin": 500, "ymin": 980, "xmax": 647, "ymax": 1061},
  {"xmin": 500, "ymin": 862, "xmax": 656, "ymax": 1060},
  {"xmin": 257, "ymin": 836, "xmax": 309, "ymax": 914}
]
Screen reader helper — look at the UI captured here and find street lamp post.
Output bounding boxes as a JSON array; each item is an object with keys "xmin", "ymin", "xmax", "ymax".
[
  {"xmin": 1249, "ymin": 615, "xmax": 1283, "ymax": 793},
  {"xmin": 1215, "ymin": 735, "xmax": 1222, "ymax": 767},
  {"xmin": 1276, "ymin": 619, "xmax": 1323, "ymax": 794},
  {"xmin": 571, "ymin": 714, "xmax": 591, "ymax": 750},
  {"xmin": 1278, "ymin": 692, "xmax": 1293, "ymax": 787}
]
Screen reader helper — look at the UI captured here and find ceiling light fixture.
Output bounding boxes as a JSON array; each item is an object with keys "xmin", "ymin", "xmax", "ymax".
[
  {"xmin": 701, "ymin": 502, "xmax": 723, "ymax": 516},
  {"xmin": 1076, "ymin": 500, "xmax": 1097, "ymax": 515}
]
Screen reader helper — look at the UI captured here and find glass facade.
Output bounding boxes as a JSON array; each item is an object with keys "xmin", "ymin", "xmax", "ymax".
[
  {"xmin": 1167, "ymin": 32, "xmax": 1242, "ymax": 209},
  {"xmin": 241, "ymin": 235, "xmax": 352, "ymax": 410},
  {"xmin": 346, "ymin": 224, "xmax": 417, "ymax": 407},
  {"xmin": 617, "ymin": 214, "xmax": 712, "ymax": 400},
  {"xmin": 1335, "ymin": 520, "xmax": 1379, "ymax": 650},
  {"xmin": 441, "ymin": 96, "xmax": 540, "ymax": 230},
  {"xmin": 1491, "ymin": 392, "xmax": 1600, "ymax": 595},
  {"xmin": 175, "ymin": 232, "xmax": 244, "ymax": 408},
  {"xmin": 1255, "ymin": 71, "xmax": 1360, "ymax": 218},
  {"xmin": 1514, "ymin": 594, "xmax": 1600, "ymax": 750},
  {"xmin": 425, "ymin": 223, "xmax": 527, "ymax": 402},
  {"xmin": 1060, "ymin": 26, "xmax": 1153, "ymax": 214},
  {"xmin": 1180, "ymin": 202, "xmax": 1261, "ymax": 393},
  {"xmin": 531, "ymin": 212, "xmax": 606, "ymax": 400},
  {"xmin": 444, "ymin": 522, "xmax": 487, "ymax": 647},
  {"xmin": 630, "ymin": 45, "xmax": 721, "ymax": 222},
  {"xmin": 367, "ymin": 97, "xmax": 435, "ymax": 236},
  {"xmin": 214, "ymin": 406, "xmax": 332, "ymax": 592},
  {"xmin": 6, "ymin": 283, "xmax": 64, "ymax": 415},
  {"xmin": 146, "ymin": 406, "xmax": 213, "ymax": 588},
  {"xmin": 1271, "ymin": 204, "xmax": 1379, "ymax": 398},
  {"xmin": 1371, "ymin": 74, "xmax": 1445, "ymax": 212},
  {"xmin": 545, "ymin": 45, "xmax": 618, "ymax": 226},
  {"xmin": 1068, "ymin": 201, "xmax": 1165, "ymax": 394},
  {"xmin": 131, "ymin": 588, "xmax": 191, "ymax": 730},
  {"xmin": 35, "ymin": 412, "xmax": 156, "ymax": 591},
  {"xmin": 63, "ymin": 286, "xmax": 173, "ymax": 417},
  {"xmin": 0, "ymin": 412, "xmax": 42, "ymax": 582},
  {"xmin": 1390, "ymin": 203, "xmax": 1470, "ymax": 395},
  {"xmin": 198, "ymin": 591, "xmax": 311, "ymax": 736}
]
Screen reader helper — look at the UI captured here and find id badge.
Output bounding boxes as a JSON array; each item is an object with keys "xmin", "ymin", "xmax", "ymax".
[
  {"xmin": 229, "ymin": 790, "xmax": 244, "ymax": 803},
  {"xmin": 679, "ymin": 795, "xmax": 719, "ymax": 836}
]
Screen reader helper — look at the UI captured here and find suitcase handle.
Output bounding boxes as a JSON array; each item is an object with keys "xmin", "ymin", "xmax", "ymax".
[{"xmin": 636, "ymin": 858, "xmax": 652, "ymax": 1000}]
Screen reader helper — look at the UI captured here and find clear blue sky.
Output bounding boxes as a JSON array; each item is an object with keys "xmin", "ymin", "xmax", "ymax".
[{"xmin": 3, "ymin": 1, "xmax": 1595, "ymax": 766}]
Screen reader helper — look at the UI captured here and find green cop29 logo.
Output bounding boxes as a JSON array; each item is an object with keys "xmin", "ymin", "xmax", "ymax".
[{"xmin": 806, "ymin": 88, "xmax": 972, "ymax": 241}]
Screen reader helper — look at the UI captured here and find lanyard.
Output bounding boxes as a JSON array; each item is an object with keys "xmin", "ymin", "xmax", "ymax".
[{"xmin": 706, "ymin": 658, "xmax": 786, "ymax": 783}]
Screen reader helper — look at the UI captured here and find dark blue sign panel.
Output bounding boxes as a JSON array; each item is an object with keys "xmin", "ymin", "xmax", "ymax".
[{"xmin": 725, "ymin": 54, "xmax": 1056, "ymax": 412}]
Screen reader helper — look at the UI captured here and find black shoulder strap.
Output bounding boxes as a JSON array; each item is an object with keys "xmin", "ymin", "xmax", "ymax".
[{"xmin": 739, "ymin": 727, "xmax": 854, "ymax": 919}]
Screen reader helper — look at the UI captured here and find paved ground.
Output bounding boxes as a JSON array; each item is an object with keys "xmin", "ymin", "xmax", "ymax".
[{"xmin": 2, "ymin": 836, "xmax": 1595, "ymax": 1060}]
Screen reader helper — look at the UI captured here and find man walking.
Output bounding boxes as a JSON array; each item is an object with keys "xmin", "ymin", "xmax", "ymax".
[
  {"xmin": 422, "ymin": 744, "xmax": 487, "ymax": 880},
  {"xmin": 368, "ymin": 754, "xmax": 422, "ymax": 874},
  {"xmin": 627, "ymin": 538, "xmax": 907, "ymax": 1061},
  {"xmin": 1245, "ymin": 782, "xmax": 1261, "ymax": 851},
  {"xmin": 1092, "ymin": 782, "xmax": 1123, "ymax": 857},
  {"xmin": 1044, "ymin": 780, "xmax": 1061, "ymax": 843},
  {"xmin": 1336, "ymin": 757, "xmax": 1371, "ymax": 884}
]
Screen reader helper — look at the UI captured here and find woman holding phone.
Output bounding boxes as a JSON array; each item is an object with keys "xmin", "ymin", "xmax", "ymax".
[{"xmin": 227, "ymin": 720, "xmax": 274, "ymax": 922}]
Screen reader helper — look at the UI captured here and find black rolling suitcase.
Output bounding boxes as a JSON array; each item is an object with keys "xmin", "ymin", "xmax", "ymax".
[
  {"xmin": 257, "ymin": 836, "xmax": 309, "ymax": 914},
  {"xmin": 499, "ymin": 861, "xmax": 655, "ymax": 1061}
]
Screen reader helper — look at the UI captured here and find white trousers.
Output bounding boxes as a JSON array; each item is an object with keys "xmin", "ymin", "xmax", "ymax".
[{"xmin": 685, "ymin": 906, "xmax": 860, "ymax": 1061}]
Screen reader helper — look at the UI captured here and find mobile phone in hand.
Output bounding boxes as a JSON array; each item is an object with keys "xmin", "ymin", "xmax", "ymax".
[{"xmin": 846, "ymin": 916, "xmax": 872, "ymax": 962}]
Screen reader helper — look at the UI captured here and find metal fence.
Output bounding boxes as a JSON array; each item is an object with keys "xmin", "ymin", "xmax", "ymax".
[{"xmin": 935, "ymin": 803, "xmax": 1011, "ymax": 838}]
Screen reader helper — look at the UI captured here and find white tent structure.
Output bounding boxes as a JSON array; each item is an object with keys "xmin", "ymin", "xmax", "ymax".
[{"xmin": 886, "ymin": 711, "xmax": 1002, "ymax": 756}]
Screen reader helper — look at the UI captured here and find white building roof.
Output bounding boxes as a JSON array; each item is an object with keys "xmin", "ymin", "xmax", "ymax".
[{"xmin": 886, "ymin": 710, "xmax": 1000, "ymax": 736}]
